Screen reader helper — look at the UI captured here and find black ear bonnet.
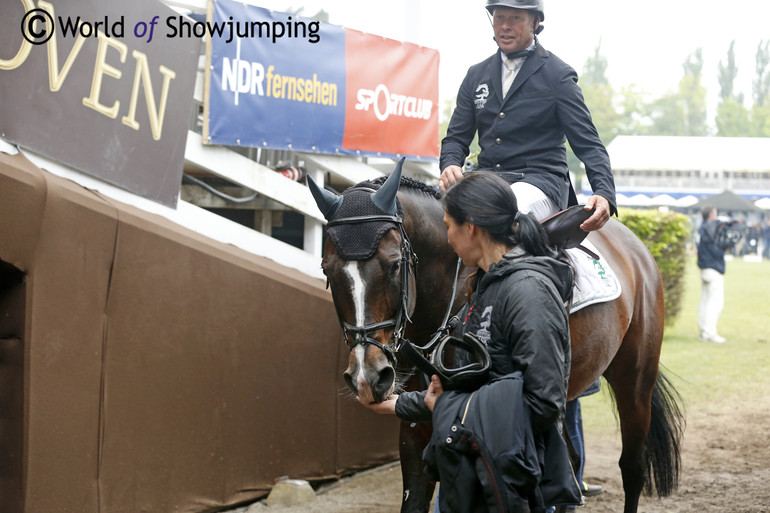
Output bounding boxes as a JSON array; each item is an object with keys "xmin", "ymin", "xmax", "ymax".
[{"xmin": 326, "ymin": 186, "xmax": 404, "ymax": 261}]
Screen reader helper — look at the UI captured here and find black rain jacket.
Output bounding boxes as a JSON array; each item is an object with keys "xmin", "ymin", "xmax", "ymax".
[{"xmin": 395, "ymin": 250, "xmax": 580, "ymax": 512}]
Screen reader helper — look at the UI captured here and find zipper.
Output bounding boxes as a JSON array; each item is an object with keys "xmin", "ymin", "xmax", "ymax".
[{"xmin": 461, "ymin": 391, "xmax": 476, "ymax": 424}]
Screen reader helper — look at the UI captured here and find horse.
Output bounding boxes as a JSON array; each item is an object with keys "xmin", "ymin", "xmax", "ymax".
[{"xmin": 307, "ymin": 159, "xmax": 684, "ymax": 513}]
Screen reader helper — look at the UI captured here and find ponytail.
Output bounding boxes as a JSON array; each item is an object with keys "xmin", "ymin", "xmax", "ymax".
[{"xmin": 511, "ymin": 210, "xmax": 556, "ymax": 257}]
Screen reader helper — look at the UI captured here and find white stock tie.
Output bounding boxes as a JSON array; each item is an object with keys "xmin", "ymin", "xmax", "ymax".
[{"xmin": 502, "ymin": 58, "xmax": 517, "ymax": 97}]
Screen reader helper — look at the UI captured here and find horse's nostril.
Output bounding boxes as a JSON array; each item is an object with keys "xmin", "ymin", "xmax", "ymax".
[
  {"xmin": 373, "ymin": 366, "xmax": 395, "ymax": 399},
  {"xmin": 343, "ymin": 372, "xmax": 356, "ymax": 394}
]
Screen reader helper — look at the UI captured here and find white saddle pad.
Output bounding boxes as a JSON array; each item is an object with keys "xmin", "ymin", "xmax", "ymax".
[{"xmin": 566, "ymin": 239, "xmax": 622, "ymax": 314}]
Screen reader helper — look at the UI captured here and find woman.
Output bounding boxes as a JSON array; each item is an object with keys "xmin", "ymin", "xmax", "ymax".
[{"xmin": 359, "ymin": 172, "xmax": 580, "ymax": 512}]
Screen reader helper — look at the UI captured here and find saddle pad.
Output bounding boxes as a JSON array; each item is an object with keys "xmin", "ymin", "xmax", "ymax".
[{"xmin": 566, "ymin": 239, "xmax": 622, "ymax": 314}]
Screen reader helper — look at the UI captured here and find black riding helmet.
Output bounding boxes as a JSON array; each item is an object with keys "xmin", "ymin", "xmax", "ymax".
[{"xmin": 485, "ymin": 0, "xmax": 545, "ymax": 34}]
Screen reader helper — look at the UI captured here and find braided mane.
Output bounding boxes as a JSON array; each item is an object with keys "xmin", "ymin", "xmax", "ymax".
[{"xmin": 349, "ymin": 175, "xmax": 441, "ymax": 200}]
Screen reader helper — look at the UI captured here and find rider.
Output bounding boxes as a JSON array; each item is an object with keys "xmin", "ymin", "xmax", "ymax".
[{"xmin": 439, "ymin": 0, "xmax": 616, "ymax": 230}]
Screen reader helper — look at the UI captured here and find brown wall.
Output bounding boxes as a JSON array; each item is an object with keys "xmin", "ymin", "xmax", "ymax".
[{"xmin": 0, "ymin": 152, "xmax": 399, "ymax": 513}]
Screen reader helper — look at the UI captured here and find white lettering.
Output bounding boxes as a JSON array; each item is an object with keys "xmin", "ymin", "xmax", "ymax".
[{"xmin": 354, "ymin": 83, "xmax": 433, "ymax": 122}]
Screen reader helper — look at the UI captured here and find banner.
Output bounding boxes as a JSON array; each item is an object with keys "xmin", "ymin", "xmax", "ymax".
[
  {"xmin": 0, "ymin": 0, "xmax": 199, "ymax": 207},
  {"xmin": 204, "ymin": 0, "xmax": 439, "ymax": 160}
]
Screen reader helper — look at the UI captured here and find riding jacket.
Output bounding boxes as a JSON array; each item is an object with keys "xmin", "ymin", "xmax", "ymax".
[
  {"xmin": 697, "ymin": 220, "xmax": 728, "ymax": 274},
  {"xmin": 440, "ymin": 43, "xmax": 617, "ymax": 215},
  {"xmin": 395, "ymin": 249, "xmax": 577, "ymax": 511}
]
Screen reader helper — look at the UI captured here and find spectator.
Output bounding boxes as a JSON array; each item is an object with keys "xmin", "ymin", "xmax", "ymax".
[{"xmin": 697, "ymin": 205, "xmax": 729, "ymax": 343}]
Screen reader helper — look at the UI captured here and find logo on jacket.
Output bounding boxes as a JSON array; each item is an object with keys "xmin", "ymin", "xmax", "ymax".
[
  {"xmin": 475, "ymin": 306, "xmax": 493, "ymax": 345},
  {"xmin": 474, "ymin": 83, "xmax": 489, "ymax": 109}
]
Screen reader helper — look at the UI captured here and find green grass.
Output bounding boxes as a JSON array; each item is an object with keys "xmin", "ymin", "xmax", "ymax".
[{"xmin": 580, "ymin": 254, "xmax": 770, "ymax": 434}]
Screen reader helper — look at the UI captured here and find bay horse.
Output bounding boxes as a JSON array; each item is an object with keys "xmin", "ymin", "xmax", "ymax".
[{"xmin": 308, "ymin": 160, "xmax": 684, "ymax": 513}]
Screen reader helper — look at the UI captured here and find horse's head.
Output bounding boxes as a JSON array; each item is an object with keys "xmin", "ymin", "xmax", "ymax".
[{"xmin": 308, "ymin": 159, "xmax": 417, "ymax": 403}]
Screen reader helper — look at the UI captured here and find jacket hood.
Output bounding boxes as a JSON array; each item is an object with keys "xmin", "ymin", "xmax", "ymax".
[{"xmin": 482, "ymin": 248, "xmax": 574, "ymax": 303}]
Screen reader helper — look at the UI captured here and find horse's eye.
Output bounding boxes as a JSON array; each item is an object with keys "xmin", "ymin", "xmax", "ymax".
[{"xmin": 391, "ymin": 260, "xmax": 401, "ymax": 275}]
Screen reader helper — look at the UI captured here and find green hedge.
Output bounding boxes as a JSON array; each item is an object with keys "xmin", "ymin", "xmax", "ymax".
[{"xmin": 618, "ymin": 208, "xmax": 692, "ymax": 325}]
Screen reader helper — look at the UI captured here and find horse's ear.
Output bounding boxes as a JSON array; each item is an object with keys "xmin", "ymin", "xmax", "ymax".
[
  {"xmin": 306, "ymin": 174, "xmax": 343, "ymax": 220},
  {"xmin": 372, "ymin": 157, "xmax": 404, "ymax": 215}
]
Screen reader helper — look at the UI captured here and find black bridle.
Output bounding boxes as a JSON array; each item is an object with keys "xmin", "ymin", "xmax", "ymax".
[{"xmin": 326, "ymin": 213, "xmax": 418, "ymax": 366}]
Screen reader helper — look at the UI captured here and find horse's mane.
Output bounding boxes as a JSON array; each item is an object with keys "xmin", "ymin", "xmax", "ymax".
[{"xmin": 349, "ymin": 176, "xmax": 441, "ymax": 200}]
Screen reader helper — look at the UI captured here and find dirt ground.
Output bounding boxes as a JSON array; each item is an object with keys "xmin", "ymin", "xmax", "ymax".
[{"xmin": 241, "ymin": 392, "xmax": 770, "ymax": 513}]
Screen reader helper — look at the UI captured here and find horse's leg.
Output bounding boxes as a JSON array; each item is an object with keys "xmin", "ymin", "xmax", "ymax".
[
  {"xmin": 398, "ymin": 421, "xmax": 435, "ymax": 513},
  {"xmin": 603, "ymin": 362, "xmax": 653, "ymax": 512},
  {"xmin": 602, "ymin": 314, "xmax": 663, "ymax": 513}
]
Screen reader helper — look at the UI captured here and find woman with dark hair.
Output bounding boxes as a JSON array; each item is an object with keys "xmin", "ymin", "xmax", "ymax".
[
  {"xmin": 437, "ymin": 172, "xmax": 572, "ymax": 431},
  {"xmin": 359, "ymin": 172, "xmax": 579, "ymax": 512}
]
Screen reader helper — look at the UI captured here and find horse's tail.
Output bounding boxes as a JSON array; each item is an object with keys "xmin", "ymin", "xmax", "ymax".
[{"xmin": 643, "ymin": 369, "xmax": 685, "ymax": 497}]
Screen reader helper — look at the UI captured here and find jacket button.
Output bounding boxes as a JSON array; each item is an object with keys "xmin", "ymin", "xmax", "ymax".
[
  {"xmin": 451, "ymin": 425, "xmax": 458, "ymax": 432},
  {"xmin": 495, "ymin": 164, "xmax": 502, "ymax": 170},
  {"xmin": 495, "ymin": 138, "xmax": 501, "ymax": 144},
  {"xmin": 446, "ymin": 437, "xmax": 453, "ymax": 444},
  {"xmin": 499, "ymin": 112, "xmax": 505, "ymax": 118}
]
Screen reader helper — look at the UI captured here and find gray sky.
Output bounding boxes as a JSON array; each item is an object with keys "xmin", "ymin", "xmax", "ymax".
[{"xmin": 253, "ymin": 0, "xmax": 770, "ymax": 121}]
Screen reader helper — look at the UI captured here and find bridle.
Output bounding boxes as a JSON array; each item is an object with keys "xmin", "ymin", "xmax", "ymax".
[
  {"xmin": 326, "ymin": 210, "xmax": 418, "ymax": 367},
  {"xmin": 327, "ymin": 205, "xmax": 482, "ymax": 386}
]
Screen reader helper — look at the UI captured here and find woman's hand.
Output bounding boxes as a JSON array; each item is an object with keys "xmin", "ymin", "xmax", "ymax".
[
  {"xmin": 424, "ymin": 375, "xmax": 444, "ymax": 412},
  {"xmin": 356, "ymin": 395, "xmax": 398, "ymax": 415}
]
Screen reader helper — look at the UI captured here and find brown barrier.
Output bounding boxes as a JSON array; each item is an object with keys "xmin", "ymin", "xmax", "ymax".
[{"xmin": 0, "ymin": 152, "xmax": 400, "ymax": 513}]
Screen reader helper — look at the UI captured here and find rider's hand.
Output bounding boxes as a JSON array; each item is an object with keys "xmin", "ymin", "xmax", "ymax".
[
  {"xmin": 424, "ymin": 375, "xmax": 444, "ymax": 412},
  {"xmin": 357, "ymin": 394, "xmax": 398, "ymax": 415},
  {"xmin": 580, "ymin": 195, "xmax": 611, "ymax": 231},
  {"xmin": 439, "ymin": 165, "xmax": 465, "ymax": 194}
]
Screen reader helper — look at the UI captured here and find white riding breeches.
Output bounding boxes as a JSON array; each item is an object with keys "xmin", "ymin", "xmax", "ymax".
[{"xmin": 510, "ymin": 181, "xmax": 559, "ymax": 222}]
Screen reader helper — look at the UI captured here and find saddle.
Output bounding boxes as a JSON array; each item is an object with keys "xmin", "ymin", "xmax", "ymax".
[{"xmin": 540, "ymin": 205, "xmax": 599, "ymax": 259}]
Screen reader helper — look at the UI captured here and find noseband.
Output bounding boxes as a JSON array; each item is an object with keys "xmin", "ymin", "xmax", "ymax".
[{"xmin": 326, "ymin": 213, "xmax": 418, "ymax": 366}]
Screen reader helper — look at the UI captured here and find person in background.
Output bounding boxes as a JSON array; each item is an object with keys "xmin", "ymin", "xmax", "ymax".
[
  {"xmin": 697, "ymin": 205, "xmax": 729, "ymax": 343},
  {"xmin": 761, "ymin": 220, "xmax": 770, "ymax": 259}
]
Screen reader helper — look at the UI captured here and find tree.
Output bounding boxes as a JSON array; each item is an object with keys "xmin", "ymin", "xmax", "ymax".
[
  {"xmin": 579, "ymin": 41, "xmax": 619, "ymax": 143},
  {"xmin": 582, "ymin": 39, "xmax": 610, "ymax": 87},
  {"xmin": 716, "ymin": 99, "xmax": 752, "ymax": 136},
  {"xmin": 639, "ymin": 49, "xmax": 708, "ymax": 136},
  {"xmin": 718, "ymin": 41, "xmax": 742, "ymax": 103},
  {"xmin": 569, "ymin": 41, "xmax": 617, "ymax": 177},
  {"xmin": 616, "ymin": 85, "xmax": 650, "ymax": 135},
  {"xmin": 645, "ymin": 92, "xmax": 686, "ymax": 136},
  {"xmin": 716, "ymin": 41, "xmax": 750, "ymax": 136},
  {"xmin": 751, "ymin": 40, "xmax": 770, "ymax": 136},
  {"xmin": 679, "ymin": 49, "xmax": 709, "ymax": 136},
  {"xmin": 752, "ymin": 40, "xmax": 770, "ymax": 106}
]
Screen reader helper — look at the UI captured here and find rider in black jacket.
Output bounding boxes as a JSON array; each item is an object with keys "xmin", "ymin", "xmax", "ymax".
[{"xmin": 438, "ymin": 0, "xmax": 616, "ymax": 231}]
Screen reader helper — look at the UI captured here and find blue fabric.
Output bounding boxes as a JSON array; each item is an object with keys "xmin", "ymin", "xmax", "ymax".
[
  {"xmin": 697, "ymin": 220, "xmax": 726, "ymax": 274},
  {"xmin": 565, "ymin": 399, "xmax": 585, "ymax": 486}
]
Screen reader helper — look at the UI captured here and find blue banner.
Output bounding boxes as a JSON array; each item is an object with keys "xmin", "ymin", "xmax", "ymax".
[{"xmin": 206, "ymin": 1, "xmax": 347, "ymax": 153}]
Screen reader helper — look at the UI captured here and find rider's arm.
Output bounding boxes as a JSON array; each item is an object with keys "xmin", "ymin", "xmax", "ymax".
[{"xmin": 554, "ymin": 65, "xmax": 617, "ymax": 218}]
